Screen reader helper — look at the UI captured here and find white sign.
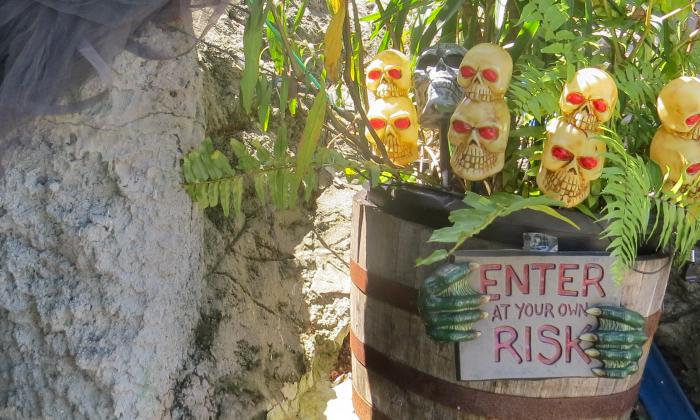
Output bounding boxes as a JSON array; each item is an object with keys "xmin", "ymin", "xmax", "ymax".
[{"xmin": 455, "ymin": 252, "xmax": 620, "ymax": 380}]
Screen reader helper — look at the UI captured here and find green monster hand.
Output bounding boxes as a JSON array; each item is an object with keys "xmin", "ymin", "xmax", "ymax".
[
  {"xmin": 580, "ymin": 306, "xmax": 647, "ymax": 378},
  {"xmin": 418, "ymin": 263, "xmax": 490, "ymax": 343}
]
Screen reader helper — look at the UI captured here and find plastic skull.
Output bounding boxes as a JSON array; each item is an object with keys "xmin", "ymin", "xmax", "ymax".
[
  {"xmin": 657, "ymin": 77, "xmax": 700, "ymax": 140},
  {"xmin": 414, "ymin": 43, "xmax": 467, "ymax": 128},
  {"xmin": 650, "ymin": 125, "xmax": 700, "ymax": 200},
  {"xmin": 537, "ymin": 118, "xmax": 606, "ymax": 207},
  {"xmin": 448, "ymin": 99, "xmax": 510, "ymax": 181},
  {"xmin": 457, "ymin": 43, "xmax": 513, "ymax": 102},
  {"xmin": 559, "ymin": 68, "xmax": 618, "ymax": 132},
  {"xmin": 365, "ymin": 96, "xmax": 420, "ymax": 166},
  {"xmin": 366, "ymin": 49, "xmax": 412, "ymax": 99}
]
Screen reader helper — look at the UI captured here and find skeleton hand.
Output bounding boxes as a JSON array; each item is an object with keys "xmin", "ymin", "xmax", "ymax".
[
  {"xmin": 418, "ymin": 263, "xmax": 489, "ymax": 342},
  {"xmin": 580, "ymin": 306, "xmax": 647, "ymax": 378}
]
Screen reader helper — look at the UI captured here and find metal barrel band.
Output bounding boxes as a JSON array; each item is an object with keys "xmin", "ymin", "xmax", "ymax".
[
  {"xmin": 350, "ymin": 260, "xmax": 419, "ymax": 315},
  {"xmin": 352, "ymin": 386, "xmax": 392, "ymax": 420},
  {"xmin": 350, "ymin": 259, "xmax": 664, "ymax": 332},
  {"xmin": 350, "ymin": 331, "xmax": 640, "ymax": 420}
]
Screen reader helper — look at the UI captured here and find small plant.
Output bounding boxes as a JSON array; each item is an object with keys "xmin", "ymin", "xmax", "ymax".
[{"xmin": 183, "ymin": 1, "xmax": 700, "ymax": 278}]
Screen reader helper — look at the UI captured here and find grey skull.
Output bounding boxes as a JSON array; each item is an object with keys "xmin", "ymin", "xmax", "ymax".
[{"xmin": 414, "ymin": 43, "xmax": 467, "ymax": 129}]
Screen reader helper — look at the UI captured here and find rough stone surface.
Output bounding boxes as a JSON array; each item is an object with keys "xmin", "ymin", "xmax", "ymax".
[
  {"xmin": 0, "ymin": 7, "xmax": 356, "ymax": 420},
  {"xmin": 655, "ymin": 270, "xmax": 700, "ymax": 410},
  {"xmin": 0, "ymin": 26, "xmax": 207, "ymax": 420}
]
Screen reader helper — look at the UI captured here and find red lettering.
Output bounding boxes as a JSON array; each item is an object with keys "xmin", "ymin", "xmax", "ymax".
[
  {"xmin": 481, "ymin": 264, "xmax": 502, "ymax": 301},
  {"xmin": 531, "ymin": 263, "xmax": 555, "ymax": 295},
  {"xmin": 524, "ymin": 326, "xmax": 532, "ymax": 362},
  {"xmin": 565, "ymin": 325, "xmax": 591, "ymax": 363},
  {"xmin": 558, "ymin": 264, "xmax": 579, "ymax": 297},
  {"xmin": 505, "ymin": 264, "xmax": 529, "ymax": 296},
  {"xmin": 582, "ymin": 263, "xmax": 606, "ymax": 297},
  {"xmin": 537, "ymin": 325, "xmax": 562, "ymax": 365},
  {"xmin": 494, "ymin": 326, "xmax": 522, "ymax": 363}
]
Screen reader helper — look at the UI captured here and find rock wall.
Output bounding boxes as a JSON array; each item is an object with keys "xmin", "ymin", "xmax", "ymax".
[
  {"xmin": 656, "ymin": 272, "xmax": 700, "ymax": 410},
  {"xmin": 0, "ymin": 26, "xmax": 208, "ymax": 419},
  {"xmin": 0, "ymin": 8, "xmax": 354, "ymax": 419}
]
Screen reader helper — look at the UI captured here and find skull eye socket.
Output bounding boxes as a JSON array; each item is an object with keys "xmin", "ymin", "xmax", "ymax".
[
  {"xmin": 566, "ymin": 92, "xmax": 586, "ymax": 105},
  {"xmin": 478, "ymin": 127, "xmax": 499, "ymax": 140},
  {"xmin": 482, "ymin": 69, "xmax": 498, "ymax": 82},
  {"xmin": 394, "ymin": 117, "xmax": 411, "ymax": 129},
  {"xmin": 551, "ymin": 146, "xmax": 574, "ymax": 161},
  {"xmin": 686, "ymin": 163, "xmax": 700, "ymax": 175},
  {"xmin": 368, "ymin": 70, "xmax": 382, "ymax": 80},
  {"xmin": 417, "ymin": 55, "xmax": 439, "ymax": 68},
  {"xmin": 388, "ymin": 69, "xmax": 403, "ymax": 79},
  {"xmin": 460, "ymin": 66, "xmax": 477, "ymax": 78},
  {"xmin": 445, "ymin": 54, "xmax": 463, "ymax": 67},
  {"xmin": 592, "ymin": 99, "xmax": 608, "ymax": 112},
  {"xmin": 578, "ymin": 156, "xmax": 599, "ymax": 170},
  {"xmin": 452, "ymin": 120, "xmax": 472, "ymax": 133},
  {"xmin": 369, "ymin": 118, "xmax": 386, "ymax": 129},
  {"xmin": 686, "ymin": 114, "xmax": 700, "ymax": 126}
]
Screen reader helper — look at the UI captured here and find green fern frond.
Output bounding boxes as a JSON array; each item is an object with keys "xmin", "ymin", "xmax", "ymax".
[
  {"xmin": 600, "ymin": 132, "xmax": 700, "ymax": 282},
  {"xmin": 416, "ymin": 192, "xmax": 577, "ymax": 266}
]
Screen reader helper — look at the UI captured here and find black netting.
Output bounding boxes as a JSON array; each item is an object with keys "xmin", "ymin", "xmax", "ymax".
[{"xmin": 0, "ymin": 0, "xmax": 227, "ymax": 136}]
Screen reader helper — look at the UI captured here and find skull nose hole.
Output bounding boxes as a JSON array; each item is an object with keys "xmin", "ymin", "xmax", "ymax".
[
  {"xmin": 568, "ymin": 167, "xmax": 578, "ymax": 175},
  {"xmin": 469, "ymin": 138, "xmax": 479, "ymax": 145},
  {"xmin": 436, "ymin": 59, "xmax": 447, "ymax": 71}
]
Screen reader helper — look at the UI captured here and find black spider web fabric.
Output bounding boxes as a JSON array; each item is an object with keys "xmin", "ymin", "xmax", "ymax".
[{"xmin": 0, "ymin": 0, "xmax": 226, "ymax": 137}]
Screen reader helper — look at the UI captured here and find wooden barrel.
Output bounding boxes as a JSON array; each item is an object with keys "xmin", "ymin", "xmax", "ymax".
[{"xmin": 350, "ymin": 191, "xmax": 670, "ymax": 420}]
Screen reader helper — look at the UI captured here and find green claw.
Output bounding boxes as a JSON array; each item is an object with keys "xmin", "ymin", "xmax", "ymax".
[
  {"xmin": 427, "ymin": 328, "xmax": 481, "ymax": 343},
  {"xmin": 592, "ymin": 362, "xmax": 639, "ymax": 378},
  {"xmin": 421, "ymin": 263, "xmax": 472, "ymax": 295},
  {"xmin": 594, "ymin": 330, "xmax": 647, "ymax": 345},
  {"xmin": 420, "ymin": 294, "xmax": 489, "ymax": 312},
  {"xmin": 585, "ymin": 306, "xmax": 647, "ymax": 379},
  {"xmin": 584, "ymin": 347, "xmax": 643, "ymax": 361},
  {"xmin": 419, "ymin": 263, "xmax": 487, "ymax": 343},
  {"xmin": 587, "ymin": 306, "xmax": 645, "ymax": 329},
  {"xmin": 423, "ymin": 309, "xmax": 488, "ymax": 328}
]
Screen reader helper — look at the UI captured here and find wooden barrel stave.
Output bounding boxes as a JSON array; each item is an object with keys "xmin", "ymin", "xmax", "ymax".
[{"xmin": 350, "ymin": 192, "xmax": 670, "ymax": 420}]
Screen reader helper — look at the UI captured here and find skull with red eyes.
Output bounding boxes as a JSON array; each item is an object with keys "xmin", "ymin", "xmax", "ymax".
[
  {"xmin": 559, "ymin": 68, "xmax": 618, "ymax": 132},
  {"xmin": 366, "ymin": 96, "xmax": 420, "ymax": 166},
  {"xmin": 650, "ymin": 125, "xmax": 700, "ymax": 200},
  {"xmin": 537, "ymin": 118, "xmax": 606, "ymax": 207},
  {"xmin": 366, "ymin": 49, "xmax": 412, "ymax": 99},
  {"xmin": 448, "ymin": 99, "xmax": 510, "ymax": 180},
  {"xmin": 457, "ymin": 43, "xmax": 513, "ymax": 102},
  {"xmin": 657, "ymin": 77, "xmax": 700, "ymax": 141}
]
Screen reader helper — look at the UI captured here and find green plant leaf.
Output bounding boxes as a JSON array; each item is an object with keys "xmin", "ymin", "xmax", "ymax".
[
  {"xmin": 241, "ymin": 0, "xmax": 266, "ymax": 114},
  {"xmin": 416, "ymin": 249, "xmax": 449, "ymax": 267},
  {"xmin": 292, "ymin": 90, "xmax": 328, "ymax": 194}
]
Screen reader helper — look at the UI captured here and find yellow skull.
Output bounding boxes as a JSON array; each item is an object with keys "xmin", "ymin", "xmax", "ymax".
[
  {"xmin": 537, "ymin": 118, "xmax": 606, "ymax": 207},
  {"xmin": 657, "ymin": 77, "xmax": 700, "ymax": 140},
  {"xmin": 457, "ymin": 43, "xmax": 513, "ymax": 102},
  {"xmin": 366, "ymin": 50, "xmax": 412, "ymax": 99},
  {"xmin": 650, "ymin": 125, "xmax": 700, "ymax": 200},
  {"xmin": 365, "ymin": 96, "xmax": 419, "ymax": 166},
  {"xmin": 559, "ymin": 68, "xmax": 618, "ymax": 132},
  {"xmin": 448, "ymin": 99, "xmax": 510, "ymax": 181}
]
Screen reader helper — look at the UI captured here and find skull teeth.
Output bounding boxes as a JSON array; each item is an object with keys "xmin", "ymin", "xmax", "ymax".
[
  {"xmin": 375, "ymin": 82, "xmax": 408, "ymax": 98},
  {"xmin": 372, "ymin": 134, "xmax": 417, "ymax": 165},
  {"xmin": 568, "ymin": 111, "xmax": 599, "ymax": 131},
  {"xmin": 465, "ymin": 82, "xmax": 501, "ymax": 102},
  {"xmin": 679, "ymin": 183, "xmax": 700, "ymax": 200},
  {"xmin": 678, "ymin": 124, "xmax": 700, "ymax": 141},
  {"xmin": 541, "ymin": 168, "xmax": 587, "ymax": 206},
  {"xmin": 451, "ymin": 142, "xmax": 498, "ymax": 179}
]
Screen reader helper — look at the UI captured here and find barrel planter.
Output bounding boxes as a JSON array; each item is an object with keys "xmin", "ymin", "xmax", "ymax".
[{"xmin": 349, "ymin": 190, "xmax": 670, "ymax": 420}]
